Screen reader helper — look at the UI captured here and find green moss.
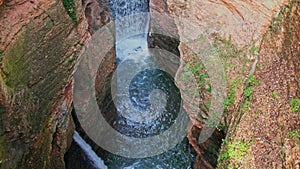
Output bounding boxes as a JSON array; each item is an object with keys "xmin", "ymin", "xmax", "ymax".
[
  {"xmin": 62, "ymin": 0, "xmax": 78, "ymax": 24},
  {"xmin": 4, "ymin": 34, "xmax": 27, "ymax": 87}
]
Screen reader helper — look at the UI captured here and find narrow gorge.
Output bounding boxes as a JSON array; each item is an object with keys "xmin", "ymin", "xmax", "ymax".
[{"xmin": 0, "ymin": 0, "xmax": 299, "ymax": 169}]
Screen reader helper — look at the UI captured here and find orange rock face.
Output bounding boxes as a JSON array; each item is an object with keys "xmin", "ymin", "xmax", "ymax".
[
  {"xmin": 0, "ymin": 0, "xmax": 89, "ymax": 168},
  {"xmin": 166, "ymin": 0, "xmax": 289, "ymax": 46},
  {"xmin": 150, "ymin": 0, "xmax": 299, "ymax": 169}
]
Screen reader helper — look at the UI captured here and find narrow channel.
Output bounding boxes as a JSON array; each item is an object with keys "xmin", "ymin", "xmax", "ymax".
[{"xmin": 65, "ymin": 0, "xmax": 196, "ymax": 168}]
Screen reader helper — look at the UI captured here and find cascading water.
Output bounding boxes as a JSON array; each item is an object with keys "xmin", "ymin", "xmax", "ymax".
[
  {"xmin": 109, "ymin": 0, "xmax": 150, "ymax": 65},
  {"xmin": 92, "ymin": 0, "xmax": 195, "ymax": 168},
  {"xmin": 65, "ymin": 131, "xmax": 108, "ymax": 169},
  {"xmin": 66, "ymin": 0, "xmax": 196, "ymax": 168}
]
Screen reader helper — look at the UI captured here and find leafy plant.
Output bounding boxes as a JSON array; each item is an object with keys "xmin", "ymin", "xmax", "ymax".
[
  {"xmin": 290, "ymin": 130, "xmax": 300, "ymax": 138},
  {"xmin": 216, "ymin": 122, "xmax": 226, "ymax": 131},
  {"xmin": 248, "ymin": 75, "xmax": 259, "ymax": 86},
  {"xmin": 186, "ymin": 61, "xmax": 209, "ymax": 89},
  {"xmin": 290, "ymin": 98, "xmax": 300, "ymax": 112},
  {"xmin": 225, "ymin": 78, "xmax": 240, "ymax": 110},
  {"xmin": 289, "ymin": 129, "xmax": 300, "ymax": 144},
  {"xmin": 219, "ymin": 139, "xmax": 251, "ymax": 168},
  {"xmin": 249, "ymin": 45, "xmax": 259, "ymax": 55},
  {"xmin": 241, "ymin": 75, "xmax": 259, "ymax": 111},
  {"xmin": 243, "ymin": 87, "xmax": 252, "ymax": 98},
  {"xmin": 62, "ymin": 0, "xmax": 78, "ymax": 24}
]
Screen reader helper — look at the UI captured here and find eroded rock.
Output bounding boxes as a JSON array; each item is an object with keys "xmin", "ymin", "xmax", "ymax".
[{"xmin": 0, "ymin": 0, "xmax": 88, "ymax": 168}]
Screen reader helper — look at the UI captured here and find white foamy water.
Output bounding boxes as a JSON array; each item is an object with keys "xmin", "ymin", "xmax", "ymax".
[{"xmin": 73, "ymin": 131, "xmax": 108, "ymax": 169}]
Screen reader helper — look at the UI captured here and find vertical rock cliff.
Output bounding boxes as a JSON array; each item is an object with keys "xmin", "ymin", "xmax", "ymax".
[
  {"xmin": 151, "ymin": 0, "xmax": 300, "ymax": 168},
  {"xmin": 0, "ymin": 0, "xmax": 88, "ymax": 168}
]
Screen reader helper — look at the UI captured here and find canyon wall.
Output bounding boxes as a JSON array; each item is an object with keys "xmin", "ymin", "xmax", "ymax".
[
  {"xmin": 0, "ymin": 0, "xmax": 298, "ymax": 168},
  {"xmin": 150, "ymin": 0, "xmax": 300, "ymax": 168},
  {"xmin": 0, "ymin": 0, "xmax": 88, "ymax": 168}
]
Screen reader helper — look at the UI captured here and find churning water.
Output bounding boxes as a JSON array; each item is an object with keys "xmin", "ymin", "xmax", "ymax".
[
  {"xmin": 67, "ymin": 0, "xmax": 195, "ymax": 168},
  {"xmin": 94, "ymin": 0, "xmax": 195, "ymax": 168}
]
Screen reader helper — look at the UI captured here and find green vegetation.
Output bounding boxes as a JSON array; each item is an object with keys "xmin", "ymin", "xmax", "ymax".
[
  {"xmin": 186, "ymin": 61, "xmax": 209, "ymax": 89},
  {"xmin": 241, "ymin": 75, "xmax": 259, "ymax": 111},
  {"xmin": 249, "ymin": 45, "xmax": 259, "ymax": 55},
  {"xmin": 248, "ymin": 75, "xmax": 259, "ymax": 86},
  {"xmin": 225, "ymin": 78, "xmax": 240, "ymax": 110},
  {"xmin": 65, "ymin": 54, "xmax": 76, "ymax": 66},
  {"xmin": 213, "ymin": 35, "xmax": 243, "ymax": 58},
  {"xmin": 243, "ymin": 87, "xmax": 253, "ymax": 98},
  {"xmin": 219, "ymin": 139, "xmax": 252, "ymax": 169},
  {"xmin": 289, "ymin": 129, "xmax": 300, "ymax": 144},
  {"xmin": 289, "ymin": 98, "xmax": 300, "ymax": 112},
  {"xmin": 4, "ymin": 33, "xmax": 27, "ymax": 87},
  {"xmin": 216, "ymin": 122, "xmax": 226, "ymax": 132},
  {"xmin": 272, "ymin": 91, "xmax": 280, "ymax": 99},
  {"xmin": 241, "ymin": 100, "xmax": 252, "ymax": 111},
  {"xmin": 257, "ymin": 63, "xmax": 263, "ymax": 70},
  {"xmin": 62, "ymin": 0, "xmax": 78, "ymax": 24}
]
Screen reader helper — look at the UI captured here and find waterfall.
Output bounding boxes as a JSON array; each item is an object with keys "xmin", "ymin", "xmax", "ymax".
[
  {"xmin": 109, "ymin": 0, "xmax": 150, "ymax": 64},
  {"xmin": 73, "ymin": 131, "xmax": 108, "ymax": 169},
  {"xmin": 69, "ymin": 1, "xmax": 195, "ymax": 169}
]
